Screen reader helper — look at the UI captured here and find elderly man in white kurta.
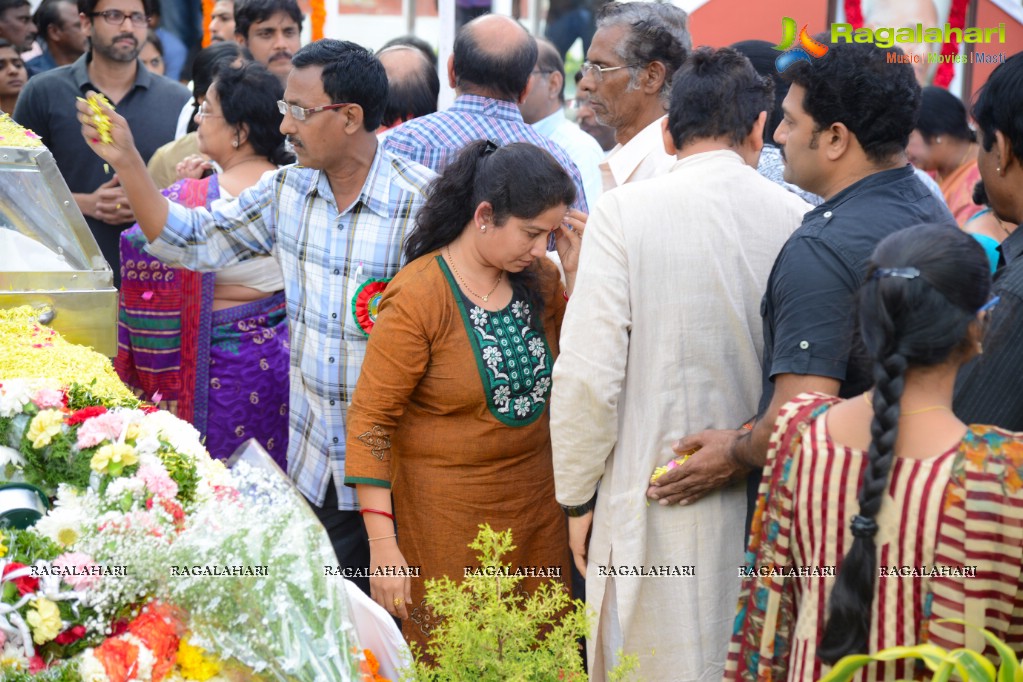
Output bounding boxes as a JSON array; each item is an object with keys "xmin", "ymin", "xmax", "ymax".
[{"xmin": 551, "ymin": 48, "xmax": 811, "ymax": 682}]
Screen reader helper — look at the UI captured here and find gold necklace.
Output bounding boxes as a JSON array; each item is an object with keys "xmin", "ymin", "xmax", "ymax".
[
  {"xmin": 862, "ymin": 392, "xmax": 952, "ymax": 416},
  {"xmin": 446, "ymin": 245, "xmax": 502, "ymax": 302}
]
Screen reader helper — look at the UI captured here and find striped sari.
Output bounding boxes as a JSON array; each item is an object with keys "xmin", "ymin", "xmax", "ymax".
[
  {"xmin": 725, "ymin": 392, "xmax": 1023, "ymax": 682},
  {"xmin": 116, "ymin": 175, "xmax": 290, "ymax": 467}
]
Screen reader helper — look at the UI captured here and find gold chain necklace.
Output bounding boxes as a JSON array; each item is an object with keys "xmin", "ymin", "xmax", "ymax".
[
  {"xmin": 446, "ymin": 245, "xmax": 502, "ymax": 302},
  {"xmin": 862, "ymin": 392, "xmax": 952, "ymax": 416}
]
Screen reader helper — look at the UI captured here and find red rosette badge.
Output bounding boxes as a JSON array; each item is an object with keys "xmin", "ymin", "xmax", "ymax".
[{"xmin": 351, "ymin": 278, "xmax": 391, "ymax": 336}]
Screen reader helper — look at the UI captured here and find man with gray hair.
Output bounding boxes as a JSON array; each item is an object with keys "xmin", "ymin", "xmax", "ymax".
[
  {"xmin": 577, "ymin": 1, "xmax": 689, "ymax": 190},
  {"xmin": 519, "ymin": 37, "xmax": 604, "ymax": 206}
]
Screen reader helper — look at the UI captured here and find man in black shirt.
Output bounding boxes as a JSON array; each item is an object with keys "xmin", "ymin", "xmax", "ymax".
[
  {"xmin": 14, "ymin": 0, "xmax": 189, "ymax": 287},
  {"xmin": 647, "ymin": 41, "xmax": 955, "ymax": 519},
  {"xmin": 954, "ymin": 53, "xmax": 1023, "ymax": 430}
]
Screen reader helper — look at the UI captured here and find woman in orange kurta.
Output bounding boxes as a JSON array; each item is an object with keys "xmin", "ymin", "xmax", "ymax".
[{"xmin": 344, "ymin": 141, "xmax": 585, "ymax": 649}]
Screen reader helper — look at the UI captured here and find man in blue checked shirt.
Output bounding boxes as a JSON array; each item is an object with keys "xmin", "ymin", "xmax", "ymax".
[
  {"xmin": 383, "ymin": 13, "xmax": 588, "ymax": 215},
  {"xmin": 76, "ymin": 39, "xmax": 436, "ymax": 596}
]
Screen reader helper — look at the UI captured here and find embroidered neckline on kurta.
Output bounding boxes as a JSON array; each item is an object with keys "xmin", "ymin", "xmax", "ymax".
[{"xmin": 437, "ymin": 255, "xmax": 552, "ymax": 426}]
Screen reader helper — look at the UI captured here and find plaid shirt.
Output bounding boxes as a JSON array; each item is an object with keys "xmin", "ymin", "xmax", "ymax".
[
  {"xmin": 382, "ymin": 94, "xmax": 588, "ymax": 212},
  {"xmin": 148, "ymin": 149, "xmax": 436, "ymax": 509}
]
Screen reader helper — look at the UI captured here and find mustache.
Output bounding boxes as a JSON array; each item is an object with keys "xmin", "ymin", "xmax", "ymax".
[
  {"xmin": 114, "ymin": 33, "xmax": 137, "ymax": 45},
  {"xmin": 271, "ymin": 52, "xmax": 294, "ymax": 62},
  {"xmin": 286, "ymin": 135, "xmax": 302, "ymax": 148}
]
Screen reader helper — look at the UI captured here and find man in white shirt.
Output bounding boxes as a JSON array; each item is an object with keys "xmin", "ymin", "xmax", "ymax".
[
  {"xmin": 520, "ymin": 38, "xmax": 604, "ymax": 206},
  {"xmin": 552, "ymin": 47, "xmax": 810, "ymax": 681},
  {"xmin": 577, "ymin": 1, "xmax": 689, "ymax": 190}
]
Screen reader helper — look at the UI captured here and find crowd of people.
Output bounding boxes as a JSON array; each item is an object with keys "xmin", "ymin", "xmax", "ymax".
[{"xmin": 3, "ymin": 0, "xmax": 1022, "ymax": 679}]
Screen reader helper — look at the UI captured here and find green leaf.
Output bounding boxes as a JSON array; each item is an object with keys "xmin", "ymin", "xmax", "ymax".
[
  {"xmin": 931, "ymin": 659, "xmax": 956, "ymax": 682},
  {"xmin": 818, "ymin": 654, "xmax": 874, "ymax": 682},
  {"xmin": 872, "ymin": 643, "xmax": 948, "ymax": 671},
  {"xmin": 937, "ymin": 618, "xmax": 1022, "ymax": 682},
  {"xmin": 947, "ymin": 648, "xmax": 997, "ymax": 682}
]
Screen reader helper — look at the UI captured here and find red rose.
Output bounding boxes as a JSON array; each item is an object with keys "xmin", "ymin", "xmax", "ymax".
[
  {"xmin": 2, "ymin": 562, "xmax": 40, "ymax": 596},
  {"xmin": 55, "ymin": 625, "xmax": 87, "ymax": 645}
]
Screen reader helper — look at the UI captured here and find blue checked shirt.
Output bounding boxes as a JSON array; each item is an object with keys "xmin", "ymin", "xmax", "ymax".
[
  {"xmin": 147, "ymin": 149, "xmax": 436, "ymax": 509},
  {"xmin": 382, "ymin": 94, "xmax": 588, "ymax": 212}
]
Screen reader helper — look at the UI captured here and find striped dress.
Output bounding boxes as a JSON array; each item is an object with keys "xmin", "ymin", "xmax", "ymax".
[{"xmin": 725, "ymin": 393, "xmax": 1023, "ymax": 682}]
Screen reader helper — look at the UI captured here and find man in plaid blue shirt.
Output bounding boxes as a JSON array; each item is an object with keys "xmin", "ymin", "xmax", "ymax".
[
  {"xmin": 78, "ymin": 40, "xmax": 436, "ymax": 595},
  {"xmin": 383, "ymin": 13, "xmax": 589, "ymax": 213}
]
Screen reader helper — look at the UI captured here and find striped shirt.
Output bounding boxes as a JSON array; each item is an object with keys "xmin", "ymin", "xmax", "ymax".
[
  {"xmin": 147, "ymin": 150, "xmax": 436, "ymax": 509},
  {"xmin": 727, "ymin": 393, "xmax": 1023, "ymax": 682},
  {"xmin": 382, "ymin": 94, "xmax": 588, "ymax": 212}
]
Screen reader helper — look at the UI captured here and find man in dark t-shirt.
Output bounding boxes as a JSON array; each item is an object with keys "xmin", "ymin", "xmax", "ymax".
[
  {"xmin": 646, "ymin": 41, "xmax": 955, "ymax": 521},
  {"xmin": 14, "ymin": 0, "xmax": 189, "ymax": 287}
]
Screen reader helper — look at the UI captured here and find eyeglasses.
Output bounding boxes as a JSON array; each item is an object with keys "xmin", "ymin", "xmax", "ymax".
[
  {"xmin": 579, "ymin": 61, "xmax": 634, "ymax": 82},
  {"xmin": 90, "ymin": 9, "xmax": 149, "ymax": 27},
  {"xmin": 277, "ymin": 100, "xmax": 350, "ymax": 122},
  {"xmin": 197, "ymin": 102, "xmax": 222, "ymax": 120}
]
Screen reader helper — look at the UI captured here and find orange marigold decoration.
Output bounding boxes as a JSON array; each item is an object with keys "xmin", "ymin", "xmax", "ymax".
[
  {"xmin": 359, "ymin": 647, "xmax": 391, "ymax": 682},
  {"xmin": 202, "ymin": 0, "xmax": 214, "ymax": 47},
  {"xmin": 92, "ymin": 637, "xmax": 141, "ymax": 682},
  {"xmin": 311, "ymin": 0, "xmax": 326, "ymax": 41},
  {"xmin": 128, "ymin": 603, "xmax": 184, "ymax": 680}
]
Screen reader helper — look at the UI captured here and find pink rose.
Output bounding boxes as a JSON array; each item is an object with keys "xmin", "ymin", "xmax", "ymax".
[
  {"xmin": 75, "ymin": 412, "xmax": 125, "ymax": 449},
  {"xmin": 135, "ymin": 464, "xmax": 178, "ymax": 500}
]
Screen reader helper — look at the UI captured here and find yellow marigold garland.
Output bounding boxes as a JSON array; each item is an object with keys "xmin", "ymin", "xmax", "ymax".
[
  {"xmin": 0, "ymin": 112, "xmax": 43, "ymax": 148},
  {"xmin": 0, "ymin": 306, "xmax": 136, "ymax": 404},
  {"xmin": 77, "ymin": 92, "xmax": 115, "ymax": 144}
]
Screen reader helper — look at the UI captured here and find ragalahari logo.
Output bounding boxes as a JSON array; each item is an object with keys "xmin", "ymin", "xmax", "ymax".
[{"xmin": 773, "ymin": 17, "xmax": 829, "ymax": 72}]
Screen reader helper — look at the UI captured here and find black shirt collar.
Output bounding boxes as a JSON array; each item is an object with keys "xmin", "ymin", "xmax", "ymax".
[{"xmin": 70, "ymin": 52, "xmax": 153, "ymax": 94}]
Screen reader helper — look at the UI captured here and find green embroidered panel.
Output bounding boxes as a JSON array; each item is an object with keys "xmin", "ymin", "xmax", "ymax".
[{"xmin": 438, "ymin": 256, "xmax": 553, "ymax": 427}]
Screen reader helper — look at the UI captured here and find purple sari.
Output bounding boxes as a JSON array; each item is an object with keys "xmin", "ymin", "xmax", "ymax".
[{"xmin": 117, "ymin": 175, "xmax": 290, "ymax": 467}]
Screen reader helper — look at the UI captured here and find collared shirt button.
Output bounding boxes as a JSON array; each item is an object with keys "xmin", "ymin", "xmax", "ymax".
[
  {"xmin": 333, "ymin": 437, "xmax": 339, "ymax": 443},
  {"xmin": 329, "ymin": 399, "xmax": 336, "ymax": 406},
  {"xmin": 329, "ymin": 356, "xmax": 335, "ymax": 363},
  {"xmin": 331, "ymin": 312, "xmax": 337, "ymax": 319},
  {"xmin": 799, "ymin": 340, "xmax": 810, "ymax": 350},
  {"xmin": 823, "ymin": 211, "xmax": 833, "ymax": 218},
  {"xmin": 333, "ymin": 268, "xmax": 340, "ymax": 275}
]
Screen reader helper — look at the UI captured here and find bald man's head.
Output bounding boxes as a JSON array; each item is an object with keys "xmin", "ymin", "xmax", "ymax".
[
  {"xmin": 378, "ymin": 45, "xmax": 440, "ymax": 127},
  {"xmin": 453, "ymin": 14, "xmax": 537, "ymax": 101}
]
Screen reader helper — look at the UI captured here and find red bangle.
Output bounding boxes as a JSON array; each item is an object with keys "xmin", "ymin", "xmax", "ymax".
[
  {"xmin": 563, "ymin": 290, "xmax": 570, "ymax": 301},
  {"xmin": 359, "ymin": 508, "xmax": 395, "ymax": 521}
]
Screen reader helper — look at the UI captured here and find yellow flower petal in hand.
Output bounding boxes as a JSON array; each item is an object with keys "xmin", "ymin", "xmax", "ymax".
[
  {"xmin": 91, "ymin": 442, "xmax": 138, "ymax": 475},
  {"xmin": 26, "ymin": 598, "xmax": 63, "ymax": 645},
  {"xmin": 77, "ymin": 92, "xmax": 115, "ymax": 143},
  {"xmin": 27, "ymin": 409, "xmax": 66, "ymax": 449}
]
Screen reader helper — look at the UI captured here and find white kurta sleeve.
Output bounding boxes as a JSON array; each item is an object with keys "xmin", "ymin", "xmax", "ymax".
[{"xmin": 550, "ymin": 192, "xmax": 631, "ymax": 506}]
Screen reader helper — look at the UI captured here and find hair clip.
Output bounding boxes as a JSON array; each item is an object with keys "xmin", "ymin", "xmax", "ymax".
[
  {"xmin": 871, "ymin": 266, "xmax": 920, "ymax": 280},
  {"xmin": 978, "ymin": 295, "xmax": 1000, "ymax": 313},
  {"xmin": 480, "ymin": 139, "xmax": 499, "ymax": 156}
]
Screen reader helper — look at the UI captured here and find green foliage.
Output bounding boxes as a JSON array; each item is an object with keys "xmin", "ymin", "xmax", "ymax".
[
  {"xmin": 3, "ymin": 525, "xmax": 62, "ymax": 563},
  {"xmin": 0, "ymin": 659, "xmax": 83, "ymax": 682},
  {"xmin": 405, "ymin": 524, "xmax": 638, "ymax": 682},
  {"xmin": 819, "ymin": 620, "xmax": 1021, "ymax": 682},
  {"xmin": 158, "ymin": 445, "xmax": 199, "ymax": 506},
  {"xmin": 65, "ymin": 380, "xmax": 140, "ymax": 411},
  {"xmin": 21, "ymin": 428, "xmax": 91, "ymax": 495}
]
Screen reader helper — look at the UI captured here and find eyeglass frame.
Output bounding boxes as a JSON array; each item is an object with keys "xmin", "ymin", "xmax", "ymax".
[
  {"xmin": 277, "ymin": 100, "xmax": 351, "ymax": 122},
  {"xmin": 196, "ymin": 101, "xmax": 223, "ymax": 120},
  {"xmin": 579, "ymin": 61, "xmax": 636, "ymax": 82},
  {"xmin": 90, "ymin": 10, "xmax": 149, "ymax": 27}
]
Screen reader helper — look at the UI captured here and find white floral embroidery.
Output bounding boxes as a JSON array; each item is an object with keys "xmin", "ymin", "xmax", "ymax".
[
  {"xmin": 513, "ymin": 396, "xmax": 532, "ymax": 417},
  {"xmin": 482, "ymin": 346, "xmax": 504, "ymax": 368},
  {"xmin": 493, "ymin": 385, "xmax": 511, "ymax": 413},
  {"xmin": 470, "ymin": 306, "xmax": 489, "ymax": 326},
  {"xmin": 531, "ymin": 376, "xmax": 551, "ymax": 402},
  {"xmin": 528, "ymin": 337, "xmax": 545, "ymax": 358},
  {"xmin": 511, "ymin": 301, "xmax": 529, "ymax": 319}
]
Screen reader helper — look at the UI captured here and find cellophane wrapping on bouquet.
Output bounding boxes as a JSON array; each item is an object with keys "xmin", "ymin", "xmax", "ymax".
[{"xmin": 0, "ymin": 305, "xmax": 365, "ymax": 681}]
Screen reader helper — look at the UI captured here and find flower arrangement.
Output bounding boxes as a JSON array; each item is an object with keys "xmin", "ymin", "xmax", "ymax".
[{"xmin": 1, "ymin": 313, "xmax": 370, "ymax": 680}]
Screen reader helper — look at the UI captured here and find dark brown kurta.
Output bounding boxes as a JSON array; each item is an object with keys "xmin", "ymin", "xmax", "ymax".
[{"xmin": 345, "ymin": 251, "xmax": 570, "ymax": 648}]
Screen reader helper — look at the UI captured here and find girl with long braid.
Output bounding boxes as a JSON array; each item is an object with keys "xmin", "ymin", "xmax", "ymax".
[{"xmin": 726, "ymin": 223, "xmax": 1023, "ymax": 681}]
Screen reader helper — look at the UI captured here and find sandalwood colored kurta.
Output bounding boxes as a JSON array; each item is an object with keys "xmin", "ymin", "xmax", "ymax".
[
  {"xmin": 552, "ymin": 150, "xmax": 810, "ymax": 682},
  {"xmin": 345, "ymin": 252, "xmax": 570, "ymax": 649}
]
